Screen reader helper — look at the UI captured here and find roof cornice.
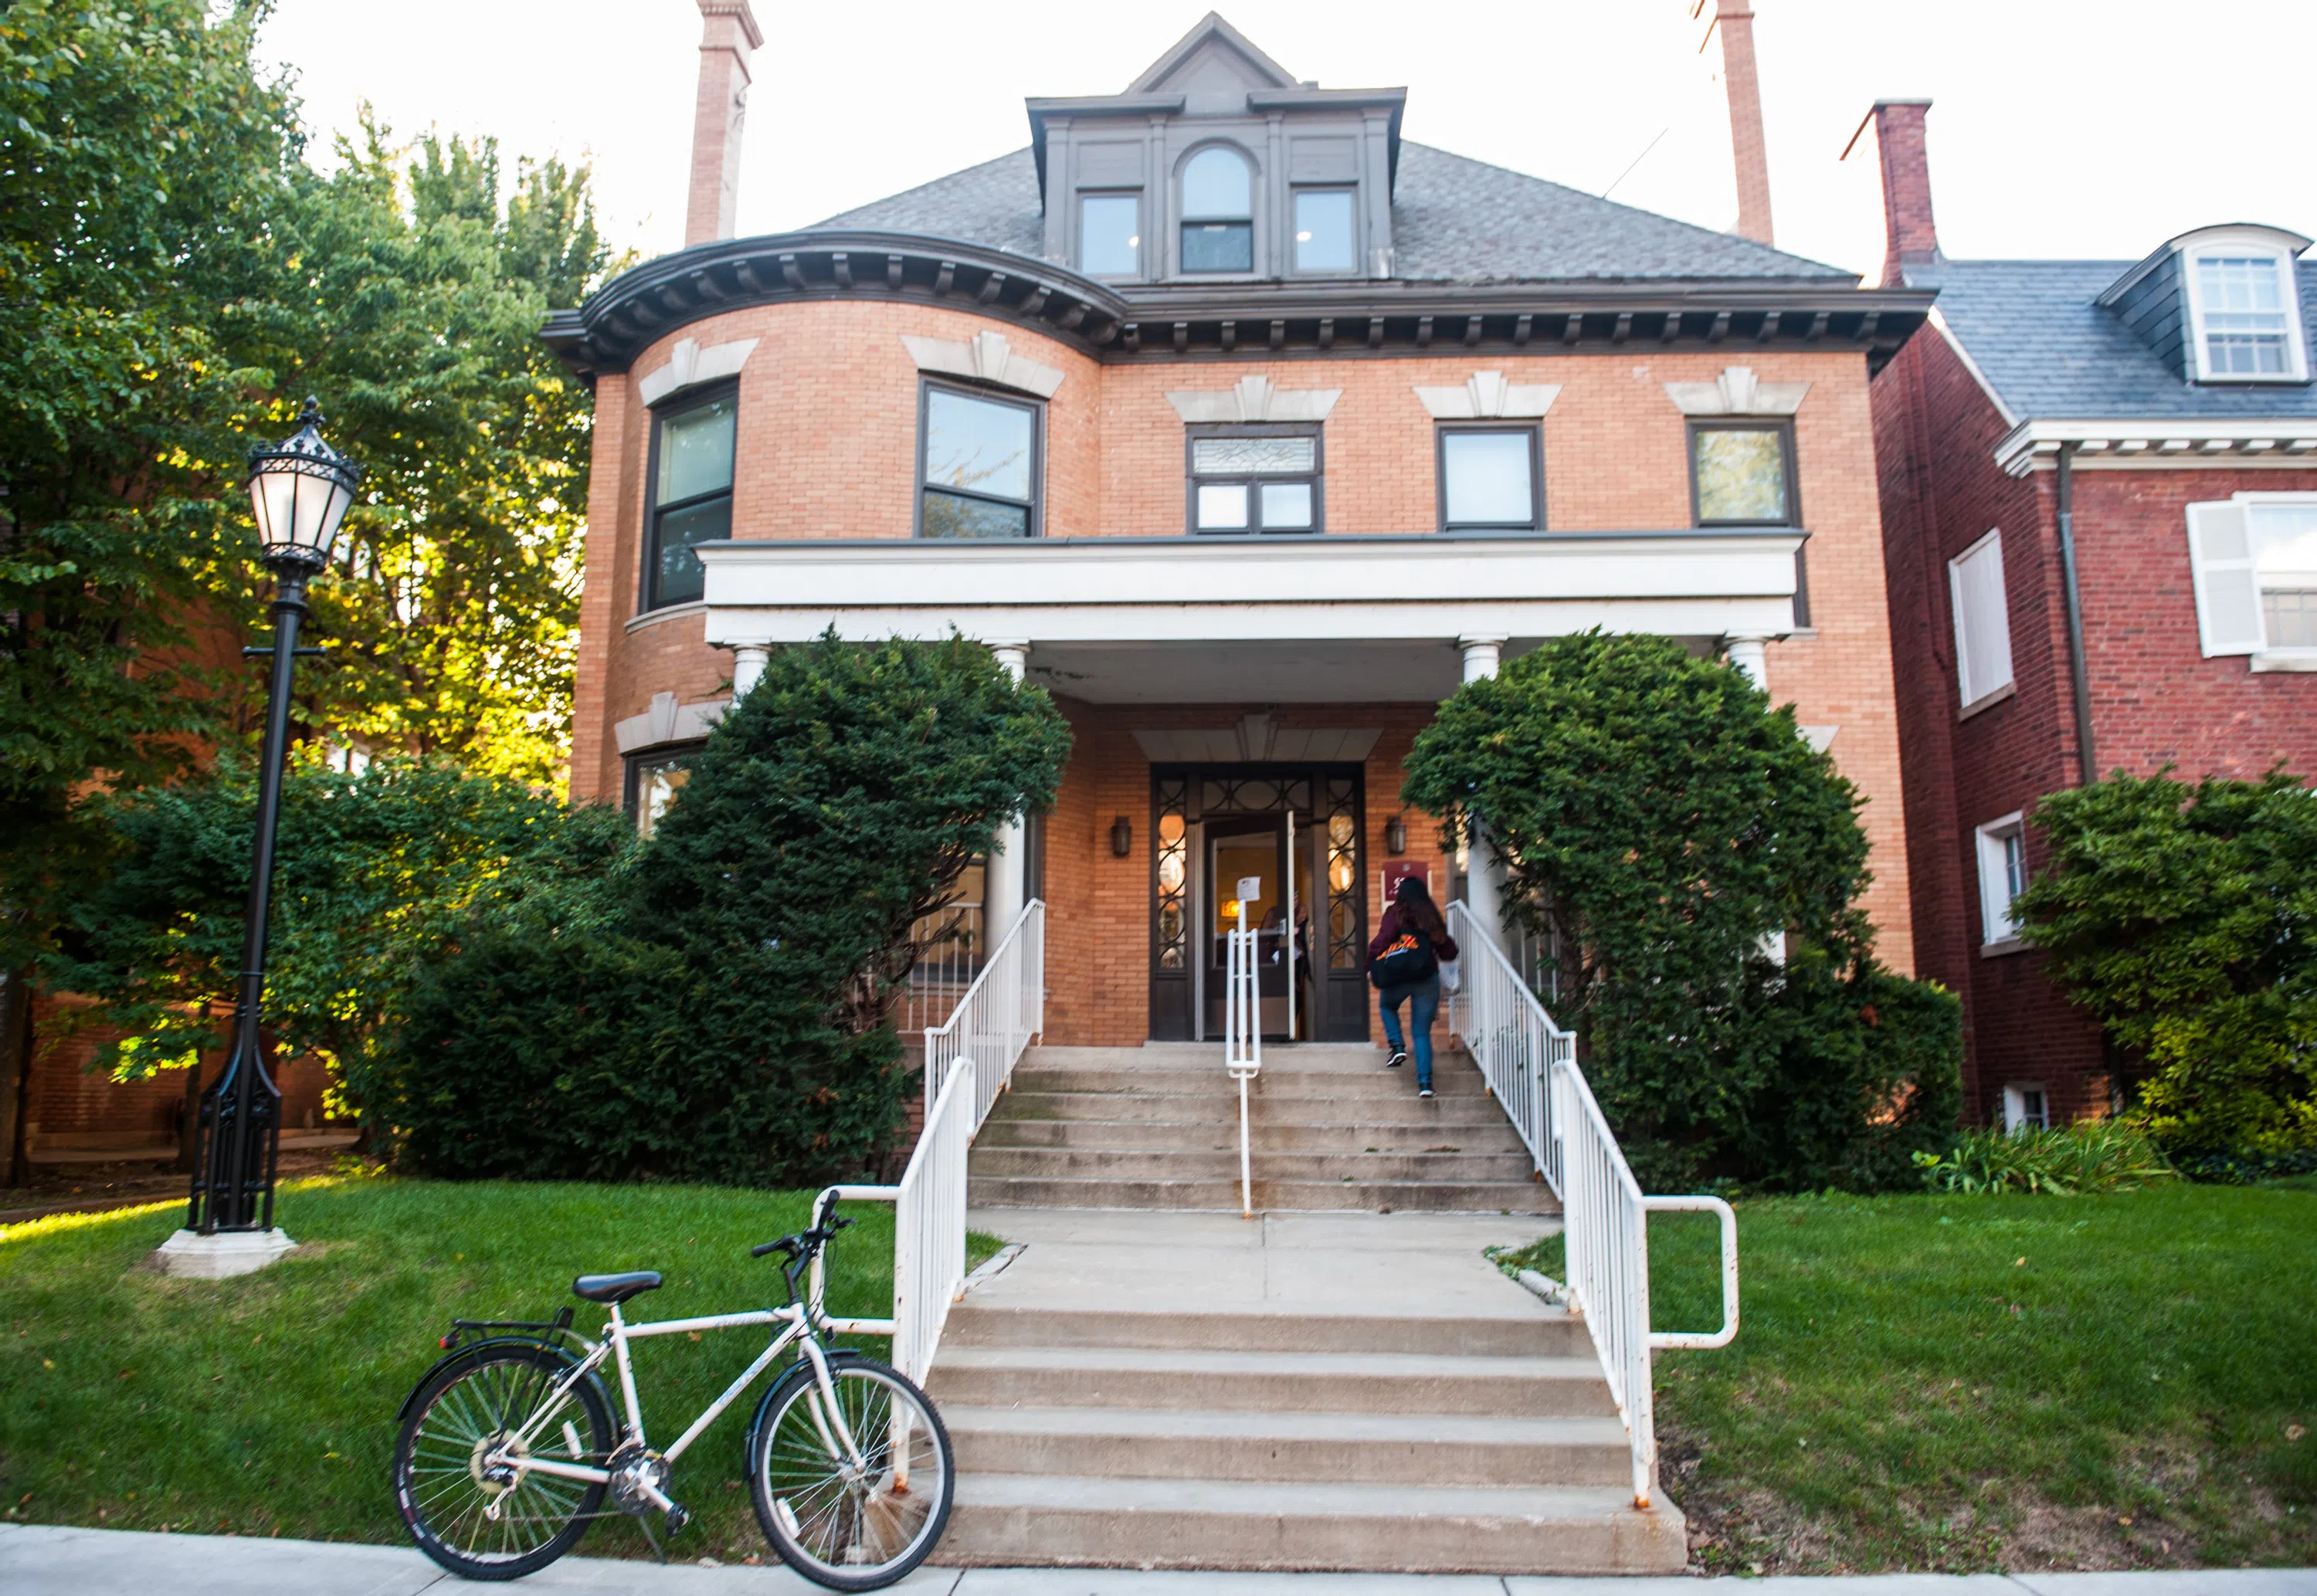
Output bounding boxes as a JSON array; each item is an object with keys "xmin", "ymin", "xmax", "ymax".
[
  {"xmin": 543, "ymin": 229, "xmax": 1936, "ymax": 382},
  {"xmin": 1993, "ymin": 418, "xmax": 2317, "ymax": 476}
]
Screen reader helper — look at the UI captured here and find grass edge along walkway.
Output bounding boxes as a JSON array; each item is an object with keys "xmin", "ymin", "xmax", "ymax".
[
  {"xmin": 0, "ymin": 1173, "xmax": 998, "ymax": 1567},
  {"xmin": 1500, "ymin": 1183, "xmax": 2316, "ymax": 1575}
]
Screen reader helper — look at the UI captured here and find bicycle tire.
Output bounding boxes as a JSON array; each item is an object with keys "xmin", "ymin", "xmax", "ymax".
[
  {"xmin": 393, "ymin": 1340, "xmax": 613, "ymax": 1581},
  {"xmin": 747, "ymin": 1350, "xmax": 955, "ymax": 1591}
]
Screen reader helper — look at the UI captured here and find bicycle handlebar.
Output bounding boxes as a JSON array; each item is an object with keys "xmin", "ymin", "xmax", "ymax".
[{"xmin": 750, "ymin": 1209, "xmax": 856, "ymax": 1260}]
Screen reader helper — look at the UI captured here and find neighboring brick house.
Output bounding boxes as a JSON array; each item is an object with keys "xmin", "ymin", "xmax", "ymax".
[
  {"xmin": 1861, "ymin": 100, "xmax": 2317, "ymax": 1130},
  {"xmin": 552, "ymin": 8, "xmax": 1934, "ymax": 1048}
]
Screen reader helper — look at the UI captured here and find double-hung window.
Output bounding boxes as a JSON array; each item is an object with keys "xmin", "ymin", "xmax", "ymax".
[
  {"xmin": 1188, "ymin": 427, "xmax": 1321, "ymax": 534},
  {"xmin": 625, "ymin": 745, "xmax": 703, "ymax": 839},
  {"xmin": 2186, "ymin": 250, "xmax": 2309, "ymax": 381},
  {"xmin": 1437, "ymin": 425, "xmax": 1541, "ymax": 532},
  {"xmin": 1691, "ymin": 421, "xmax": 1794, "ymax": 525},
  {"xmin": 1976, "ymin": 811, "xmax": 2028, "ymax": 950},
  {"xmin": 643, "ymin": 386, "xmax": 737, "ymax": 611},
  {"xmin": 2185, "ymin": 494, "xmax": 2317, "ymax": 660},
  {"xmin": 2002, "ymin": 1083, "xmax": 2050, "ymax": 1133},
  {"xmin": 1180, "ymin": 147, "xmax": 1254, "ymax": 273},
  {"xmin": 1948, "ymin": 529, "xmax": 2016, "ymax": 714},
  {"xmin": 918, "ymin": 383, "xmax": 1040, "ymax": 538}
]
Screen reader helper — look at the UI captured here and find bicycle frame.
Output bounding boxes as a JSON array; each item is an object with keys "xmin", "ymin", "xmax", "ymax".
[{"xmin": 479, "ymin": 1300, "xmax": 873, "ymax": 1510}]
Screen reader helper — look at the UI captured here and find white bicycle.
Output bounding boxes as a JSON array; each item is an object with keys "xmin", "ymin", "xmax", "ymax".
[{"xmin": 390, "ymin": 1194, "xmax": 952, "ymax": 1591}]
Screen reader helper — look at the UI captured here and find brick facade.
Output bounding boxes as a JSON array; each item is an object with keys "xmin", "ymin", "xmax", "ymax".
[{"xmin": 1872, "ymin": 324, "xmax": 2317, "ymax": 1124}]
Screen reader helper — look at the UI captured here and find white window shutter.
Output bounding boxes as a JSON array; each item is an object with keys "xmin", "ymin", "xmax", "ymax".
[
  {"xmin": 2185, "ymin": 501, "xmax": 2264, "ymax": 656},
  {"xmin": 1947, "ymin": 530, "xmax": 2014, "ymax": 707}
]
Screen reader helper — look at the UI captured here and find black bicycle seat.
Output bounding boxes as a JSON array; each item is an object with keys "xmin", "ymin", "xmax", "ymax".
[{"xmin": 571, "ymin": 1270, "xmax": 663, "ymax": 1304}]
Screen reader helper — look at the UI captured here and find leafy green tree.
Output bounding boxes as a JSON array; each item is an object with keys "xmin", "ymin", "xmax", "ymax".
[
  {"xmin": 1403, "ymin": 632, "xmax": 1958, "ymax": 1188},
  {"xmin": 42, "ymin": 754, "xmax": 632, "ymax": 1130},
  {"xmin": 2018, "ymin": 768, "xmax": 2317, "ymax": 1154},
  {"xmin": 389, "ymin": 635, "xmax": 1074, "ymax": 1185}
]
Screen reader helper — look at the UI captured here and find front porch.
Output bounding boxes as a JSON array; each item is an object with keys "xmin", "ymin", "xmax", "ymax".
[{"xmin": 697, "ymin": 528, "xmax": 1801, "ymax": 1047}]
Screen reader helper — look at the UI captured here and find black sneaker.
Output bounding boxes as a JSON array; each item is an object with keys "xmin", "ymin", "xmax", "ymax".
[
  {"xmin": 1385, "ymin": 1050, "xmax": 1408, "ymax": 1069},
  {"xmin": 1418, "ymin": 1086, "xmax": 1437, "ymax": 1100}
]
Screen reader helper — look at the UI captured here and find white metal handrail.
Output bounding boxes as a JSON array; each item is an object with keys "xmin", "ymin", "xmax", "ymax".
[
  {"xmin": 1223, "ymin": 915, "xmax": 1261, "ymax": 1218},
  {"xmin": 1445, "ymin": 898, "xmax": 1739, "ymax": 1510},
  {"xmin": 808, "ymin": 899, "xmax": 1046, "ymax": 1382}
]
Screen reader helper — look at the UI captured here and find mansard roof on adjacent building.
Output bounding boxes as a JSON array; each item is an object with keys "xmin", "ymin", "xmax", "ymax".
[{"xmin": 546, "ymin": 12, "xmax": 1929, "ymax": 380}]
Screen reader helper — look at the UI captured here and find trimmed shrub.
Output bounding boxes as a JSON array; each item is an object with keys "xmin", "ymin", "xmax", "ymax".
[
  {"xmin": 1403, "ymin": 632, "xmax": 1960, "ymax": 1191},
  {"xmin": 2017, "ymin": 768, "xmax": 2317, "ymax": 1156},
  {"xmin": 1915, "ymin": 1122, "xmax": 2179, "ymax": 1195}
]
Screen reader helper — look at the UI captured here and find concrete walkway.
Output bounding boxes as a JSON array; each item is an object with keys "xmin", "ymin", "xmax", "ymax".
[
  {"xmin": 4, "ymin": 1525, "xmax": 2312, "ymax": 1594},
  {"xmin": 958, "ymin": 1205, "xmax": 1555, "ymax": 1316}
]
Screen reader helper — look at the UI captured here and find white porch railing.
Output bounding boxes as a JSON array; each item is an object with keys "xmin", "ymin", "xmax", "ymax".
[
  {"xmin": 1222, "ymin": 918, "xmax": 1262, "ymax": 1218},
  {"xmin": 811, "ymin": 899, "xmax": 1045, "ymax": 1383},
  {"xmin": 1444, "ymin": 899, "xmax": 1739, "ymax": 1510}
]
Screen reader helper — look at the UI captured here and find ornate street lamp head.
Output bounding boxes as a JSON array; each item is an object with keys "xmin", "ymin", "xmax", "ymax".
[{"xmin": 246, "ymin": 398, "xmax": 361, "ymax": 574}]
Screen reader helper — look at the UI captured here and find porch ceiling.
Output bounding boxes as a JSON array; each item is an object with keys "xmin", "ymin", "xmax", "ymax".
[{"xmin": 1030, "ymin": 639, "xmax": 1484, "ymax": 703}]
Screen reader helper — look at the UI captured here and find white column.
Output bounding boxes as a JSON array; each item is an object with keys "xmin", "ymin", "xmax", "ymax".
[
  {"xmin": 1456, "ymin": 635, "xmax": 1511, "ymax": 950},
  {"xmin": 730, "ymin": 643, "xmax": 771, "ymax": 698},
  {"xmin": 982, "ymin": 642, "xmax": 1030, "ymax": 939},
  {"xmin": 1724, "ymin": 632, "xmax": 1770, "ymax": 692}
]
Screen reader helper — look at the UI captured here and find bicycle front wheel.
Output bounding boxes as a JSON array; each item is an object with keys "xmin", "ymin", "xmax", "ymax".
[
  {"xmin": 748, "ymin": 1351, "xmax": 954, "ymax": 1591},
  {"xmin": 393, "ymin": 1342, "xmax": 612, "ymax": 1581}
]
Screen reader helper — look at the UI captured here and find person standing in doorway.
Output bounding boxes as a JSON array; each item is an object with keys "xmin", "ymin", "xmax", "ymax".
[{"xmin": 1368, "ymin": 876, "xmax": 1457, "ymax": 1098}]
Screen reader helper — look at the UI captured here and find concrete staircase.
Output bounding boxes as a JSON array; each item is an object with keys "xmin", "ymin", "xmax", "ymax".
[
  {"xmin": 925, "ymin": 1234, "xmax": 1686, "ymax": 1573},
  {"xmin": 970, "ymin": 1042, "xmax": 1558, "ymax": 1214}
]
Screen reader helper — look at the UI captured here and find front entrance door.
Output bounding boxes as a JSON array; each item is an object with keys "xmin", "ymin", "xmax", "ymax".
[{"xmin": 1150, "ymin": 764, "xmax": 1367, "ymax": 1043}]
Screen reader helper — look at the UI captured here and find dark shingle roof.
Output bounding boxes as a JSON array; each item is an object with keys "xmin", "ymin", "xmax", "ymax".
[
  {"xmin": 1908, "ymin": 258, "xmax": 2317, "ymax": 420},
  {"xmin": 813, "ymin": 141, "xmax": 1853, "ymax": 284}
]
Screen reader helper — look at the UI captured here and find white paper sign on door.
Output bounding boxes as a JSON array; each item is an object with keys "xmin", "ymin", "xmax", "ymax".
[{"xmin": 1237, "ymin": 876, "xmax": 1263, "ymax": 905}]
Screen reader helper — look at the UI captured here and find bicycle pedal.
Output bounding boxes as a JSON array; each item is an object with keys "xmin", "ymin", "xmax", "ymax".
[{"xmin": 664, "ymin": 1503, "xmax": 692, "ymax": 1537}]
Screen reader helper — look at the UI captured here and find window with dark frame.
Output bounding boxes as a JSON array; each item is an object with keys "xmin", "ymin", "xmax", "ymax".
[
  {"xmin": 1078, "ymin": 192, "xmax": 1142, "ymax": 278},
  {"xmin": 1437, "ymin": 425, "xmax": 1541, "ymax": 532},
  {"xmin": 918, "ymin": 382, "xmax": 1040, "ymax": 538},
  {"xmin": 1292, "ymin": 188, "xmax": 1355, "ymax": 273},
  {"xmin": 1690, "ymin": 421, "xmax": 1794, "ymax": 526},
  {"xmin": 625, "ymin": 744, "xmax": 704, "ymax": 839},
  {"xmin": 642, "ymin": 386, "xmax": 737, "ymax": 611},
  {"xmin": 1180, "ymin": 147, "xmax": 1253, "ymax": 273},
  {"xmin": 1186, "ymin": 425, "xmax": 1322, "ymax": 534}
]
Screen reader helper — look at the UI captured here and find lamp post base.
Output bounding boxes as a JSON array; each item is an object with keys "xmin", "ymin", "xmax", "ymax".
[{"xmin": 153, "ymin": 1228, "xmax": 297, "ymax": 1279}]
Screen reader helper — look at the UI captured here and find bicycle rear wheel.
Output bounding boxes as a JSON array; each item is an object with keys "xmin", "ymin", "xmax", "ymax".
[
  {"xmin": 748, "ymin": 1351, "xmax": 954, "ymax": 1591},
  {"xmin": 393, "ymin": 1342, "xmax": 612, "ymax": 1581}
]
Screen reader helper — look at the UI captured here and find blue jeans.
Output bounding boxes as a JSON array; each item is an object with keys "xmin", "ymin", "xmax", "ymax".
[{"xmin": 1378, "ymin": 975, "xmax": 1441, "ymax": 1089}]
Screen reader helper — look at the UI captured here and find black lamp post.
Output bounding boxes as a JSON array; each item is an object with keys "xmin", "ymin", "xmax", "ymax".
[{"xmin": 185, "ymin": 400, "xmax": 360, "ymax": 1237}]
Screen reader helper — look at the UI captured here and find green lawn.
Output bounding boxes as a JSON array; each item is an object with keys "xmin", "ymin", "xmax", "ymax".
[
  {"xmin": 1508, "ymin": 1183, "xmax": 2317, "ymax": 1573},
  {"xmin": 0, "ymin": 1173, "xmax": 996, "ymax": 1564}
]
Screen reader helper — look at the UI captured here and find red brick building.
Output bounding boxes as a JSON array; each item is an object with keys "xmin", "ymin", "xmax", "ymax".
[
  {"xmin": 552, "ymin": 10, "xmax": 1934, "ymax": 1049},
  {"xmin": 1861, "ymin": 101, "xmax": 2317, "ymax": 1129}
]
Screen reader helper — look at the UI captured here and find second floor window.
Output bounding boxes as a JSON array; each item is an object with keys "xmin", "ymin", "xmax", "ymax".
[
  {"xmin": 1948, "ymin": 528, "xmax": 2015, "ymax": 713},
  {"xmin": 1438, "ymin": 425, "xmax": 1540, "ymax": 532},
  {"xmin": 1181, "ymin": 147, "xmax": 1253, "ymax": 273},
  {"xmin": 920, "ymin": 384, "xmax": 1040, "ymax": 538},
  {"xmin": 1187, "ymin": 427, "xmax": 1321, "ymax": 534},
  {"xmin": 1691, "ymin": 421, "xmax": 1793, "ymax": 524},
  {"xmin": 644, "ymin": 388, "xmax": 736, "ymax": 611}
]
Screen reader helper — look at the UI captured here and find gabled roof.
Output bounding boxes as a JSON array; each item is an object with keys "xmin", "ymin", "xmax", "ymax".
[
  {"xmin": 814, "ymin": 141, "xmax": 1854, "ymax": 285},
  {"xmin": 1908, "ymin": 256, "xmax": 2317, "ymax": 420},
  {"xmin": 1127, "ymin": 11, "xmax": 1298, "ymax": 94}
]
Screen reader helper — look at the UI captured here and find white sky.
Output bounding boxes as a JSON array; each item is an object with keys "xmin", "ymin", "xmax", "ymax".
[{"xmin": 259, "ymin": 1, "xmax": 2316, "ymax": 286}]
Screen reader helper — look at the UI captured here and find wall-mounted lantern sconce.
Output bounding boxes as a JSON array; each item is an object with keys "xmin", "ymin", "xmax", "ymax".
[
  {"xmin": 1111, "ymin": 815, "xmax": 1133, "ymax": 858},
  {"xmin": 1384, "ymin": 815, "xmax": 1408, "ymax": 855}
]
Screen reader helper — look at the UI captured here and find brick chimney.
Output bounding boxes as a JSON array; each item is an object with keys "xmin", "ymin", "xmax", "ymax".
[
  {"xmin": 1712, "ymin": 0, "xmax": 1776, "ymax": 246},
  {"xmin": 684, "ymin": 0, "xmax": 763, "ymax": 248},
  {"xmin": 1847, "ymin": 99, "xmax": 1939, "ymax": 288}
]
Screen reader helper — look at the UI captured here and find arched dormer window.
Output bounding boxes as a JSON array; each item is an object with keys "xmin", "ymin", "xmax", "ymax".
[{"xmin": 1181, "ymin": 147, "xmax": 1253, "ymax": 273}]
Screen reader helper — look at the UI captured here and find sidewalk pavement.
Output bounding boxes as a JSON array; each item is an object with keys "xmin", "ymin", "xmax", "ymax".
[{"xmin": 3, "ymin": 1525, "xmax": 2312, "ymax": 1596}]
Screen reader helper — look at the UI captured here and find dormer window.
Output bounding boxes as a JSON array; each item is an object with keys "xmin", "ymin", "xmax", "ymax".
[
  {"xmin": 2187, "ymin": 255, "xmax": 2298, "ymax": 380},
  {"xmin": 1181, "ymin": 147, "xmax": 1253, "ymax": 273},
  {"xmin": 1293, "ymin": 189, "xmax": 1355, "ymax": 274},
  {"xmin": 1079, "ymin": 192, "xmax": 1142, "ymax": 278}
]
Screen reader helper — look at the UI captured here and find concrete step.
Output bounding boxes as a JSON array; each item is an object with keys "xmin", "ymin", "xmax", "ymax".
[
  {"xmin": 975, "ymin": 1117, "xmax": 1533, "ymax": 1154},
  {"xmin": 966, "ymin": 1174, "xmax": 1559, "ymax": 1213},
  {"xmin": 942, "ymin": 1405, "xmax": 1631, "ymax": 1488},
  {"xmin": 945, "ymin": 1303, "xmax": 1593, "ymax": 1357},
  {"xmin": 969, "ymin": 1146, "xmax": 1541, "ymax": 1183},
  {"xmin": 928, "ymin": 1344, "xmax": 1616, "ymax": 1417},
  {"xmin": 940, "ymin": 1475, "xmax": 1685, "ymax": 1574},
  {"xmin": 1023, "ymin": 1044, "xmax": 1400, "ymax": 1070},
  {"xmin": 987, "ymin": 1091, "xmax": 1515, "ymax": 1127},
  {"xmin": 1010, "ymin": 1066, "xmax": 1493, "ymax": 1099}
]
